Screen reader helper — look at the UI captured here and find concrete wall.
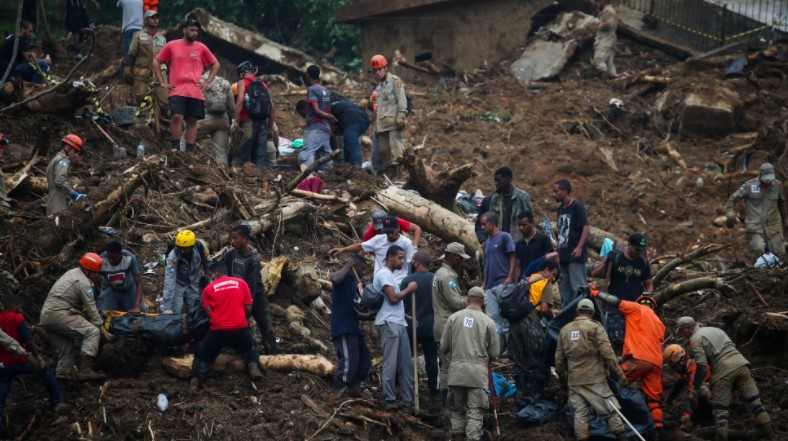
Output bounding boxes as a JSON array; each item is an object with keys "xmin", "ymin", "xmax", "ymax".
[{"xmin": 357, "ymin": 0, "xmax": 555, "ymax": 81}]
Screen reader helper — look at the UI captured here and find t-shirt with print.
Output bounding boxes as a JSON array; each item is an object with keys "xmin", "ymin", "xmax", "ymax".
[
  {"xmin": 100, "ymin": 249, "xmax": 141, "ymax": 292},
  {"xmin": 606, "ymin": 251, "xmax": 651, "ymax": 302},
  {"xmin": 373, "ymin": 266, "xmax": 407, "ymax": 327},
  {"xmin": 556, "ymin": 200, "xmax": 589, "ymax": 263},
  {"xmin": 483, "ymin": 231, "xmax": 516, "ymax": 288},
  {"xmin": 156, "ymin": 40, "xmax": 217, "ymax": 99},
  {"xmin": 331, "ymin": 275, "xmax": 364, "ymax": 338},
  {"xmin": 361, "ymin": 234, "xmax": 416, "ymax": 286},
  {"xmin": 362, "ymin": 217, "xmax": 412, "ymax": 242},
  {"xmin": 201, "ymin": 276, "xmax": 252, "ymax": 330},
  {"xmin": 223, "ymin": 247, "xmax": 263, "ymax": 298},
  {"xmin": 306, "ymin": 82, "xmax": 332, "ymax": 132}
]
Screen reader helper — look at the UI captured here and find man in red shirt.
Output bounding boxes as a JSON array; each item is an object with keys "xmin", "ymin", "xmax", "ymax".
[
  {"xmin": 0, "ymin": 295, "xmax": 63, "ymax": 437},
  {"xmin": 361, "ymin": 209, "xmax": 421, "ymax": 243},
  {"xmin": 153, "ymin": 18, "xmax": 219, "ymax": 154},
  {"xmin": 189, "ymin": 262, "xmax": 264, "ymax": 391}
]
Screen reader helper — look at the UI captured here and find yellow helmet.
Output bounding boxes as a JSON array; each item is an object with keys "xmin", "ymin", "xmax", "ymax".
[
  {"xmin": 663, "ymin": 344, "xmax": 685, "ymax": 365},
  {"xmin": 175, "ymin": 230, "xmax": 196, "ymax": 247}
]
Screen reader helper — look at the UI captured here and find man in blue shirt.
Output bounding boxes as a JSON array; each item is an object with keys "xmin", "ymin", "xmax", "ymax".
[
  {"xmin": 299, "ymin": 65, "xmax": 336, "ymax": 172},
  {"xmin": 480, "ymin": 211, "xmax": 516, "ymax": 354},
  {"xmin": 329, "ymin": 255, "xmax": 371, "ymax": 399}
]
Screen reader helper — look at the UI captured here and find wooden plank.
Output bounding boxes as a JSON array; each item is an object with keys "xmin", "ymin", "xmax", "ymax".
[{"xmin": 335, "ymin": 0, "xmax": 458, "ymax": 22}]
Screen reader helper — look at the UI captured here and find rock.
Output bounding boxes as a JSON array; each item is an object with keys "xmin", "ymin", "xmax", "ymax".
[{"xmin": 679, "ymin": 87, "xmax": 741, "ymax": 138}]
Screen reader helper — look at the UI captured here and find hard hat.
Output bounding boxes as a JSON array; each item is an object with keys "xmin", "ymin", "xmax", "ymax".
[
  {"xmin": 636, "ymin": 294, "xmax": 657, "ymax": 310},
  {"xmin": 62, "ymin": 134, "xmax": 83, "ymax": 152},
  {"xmin": 236, "ymin": 61, "xmax": 253, "ymax": 75},
  {"xmin": 0, "ymin": 133, "xmax": 8, "ymax": 145},
  {"xmin": 79, "ymin": 252, "xmax": 103, "ymax": 272},
  {"xmin": 663, "ymin": 344, "xmax": 685, "ymax": 365},
  {"xmin": 175, "ymin": 230, "xmax": 196, "ymax": 247},
  {"xmin": 370, "ymin": 54, "xmax": 387, "ymax": 70},
  {"xmin": 231, "ymin": 82, "xmax": 238, "ymax": 96}
]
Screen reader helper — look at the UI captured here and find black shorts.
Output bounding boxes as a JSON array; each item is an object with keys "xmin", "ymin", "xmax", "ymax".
[
  {"xmin": 65, "ymin": 7, "xmax": 89, "ymax": 33},
  {"xmin": 169, "ymin": 96, "xmax": 205, "ymax": 120}
]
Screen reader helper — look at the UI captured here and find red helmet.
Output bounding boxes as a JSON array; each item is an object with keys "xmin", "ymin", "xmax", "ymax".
[
  {"xmin": 79, "ymin": 252, "xmax": 103, "ymax": 272},
  {"xmin": 370, "ymin": 54, "xmax": 387, "ymax": 70},
  {"xmin": 636, "ymin": 294, "xmax": 657, "ymax": 310},
  {"xmin": 62, "ymin": 134, "xmax": 83, "ymax": 152}
]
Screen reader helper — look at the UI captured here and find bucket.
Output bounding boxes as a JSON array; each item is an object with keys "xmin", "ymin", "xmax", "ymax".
[{"xmin": 111, "ymin": 106, "xmax": 137, "ymax": 126}]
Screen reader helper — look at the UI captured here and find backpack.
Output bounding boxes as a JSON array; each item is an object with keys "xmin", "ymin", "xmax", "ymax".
[
  {"xmin": 499, "ymin": 276, "xmax": 545, "ymax": 321},
  {"xmin": 246, "ymin": 79, "xmax": 272, "ymax": 120},
  {"xmin": 354, "ymin": 283, "xmax": 384, "ymax": 321},
  {"xmin": 204, "ymin": 76, "xmax": 230, "ymax": 115}
]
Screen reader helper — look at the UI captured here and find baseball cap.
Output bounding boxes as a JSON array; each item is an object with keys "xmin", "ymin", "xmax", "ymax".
[
  {"xmin": 443, "ymin": 242, "xmax": 471, "ymax": 260},
  {"xmin": 371, "ymin": 210, "xmax": 387, "ymax": 231},
  {"xmin": 760, "ymin": 163, "xmax": 776, "ymax": 182},
  {"xmin": 628, "ymin": 233, "xmax": 647, "ymax": 251},
  {"xmin": 467, "ymin": 287, "xmax": 485, "ymax": 300},
  {"xmin": 577, "ymin": 298, "xmax": 595, "ymax": 312},
  {"xmin": 184, "ymin": 18, "xmax": 201, "ymax": 28},
  {"xmin": 380, "ymin": 215, "xmax": 399, "ymax": 233},
  {"xmin": 676, "ymin": 316, "xmax": 696, "ymax": 332},
  {"xmin": 144, "ymin": 10, "xmax": 159, "ymax": 19}
]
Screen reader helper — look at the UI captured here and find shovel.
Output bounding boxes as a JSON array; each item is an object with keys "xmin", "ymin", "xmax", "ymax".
[{"xmin": 91, "ymin": 119, "xmax": 126, "ymax": 157}]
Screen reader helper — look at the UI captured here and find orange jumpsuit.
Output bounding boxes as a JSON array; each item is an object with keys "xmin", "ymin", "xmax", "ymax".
[{"xmin": 618, "ymin": 301, "xmax": 665, "ymax": 428}]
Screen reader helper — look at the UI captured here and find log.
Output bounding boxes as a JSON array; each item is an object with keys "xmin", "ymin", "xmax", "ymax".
[
  {"xmin": 652, "ymin": 244, "xmax": 729, "ymax": 287},
  {"xmin": 162, "ymin": 353, "xmax": 336, "ymax": 379},
  {"xmin": 640, "ymin": 75, "xmax": 671, "ymax": 84},
  {"xmin": 90, "ymin": 158, "xmax": 157, "ymax": 223},
  {"xmin": 653, "ymin": 276, "xmax": 724, "ymax": 305},
  {"xmin": 376, "ymin": 185, "xmax": 481, "ymax": 257},
  {"xmin": 400, "ymin": 148, "xmax": 475, "ymax": 211},
  {"xmin": 292, "ymin": 188, "xmax": 349, "ymax": 203},
  {"xmin": 4, "ymin": 151, "xmax": 39, "ymax": 195},
  {"xmin": 283, "ymin": 149, "xmax": 341, "ymax": 193},
  {"xmin": 211, "ymin": 200, "xmax": 313, "ymax": 250},
  {"xmin": 261, "ymin": 256, "xmax": 323, "ymax": 305},
  {"xmin": 656, "ymin": 142, "xmax": 693, "ymax": 170}
]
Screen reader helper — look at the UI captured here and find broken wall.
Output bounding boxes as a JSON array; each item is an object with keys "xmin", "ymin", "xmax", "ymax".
[{"xmin": 356, "ymin": 0, "xmax": 555, "ymax": 81}]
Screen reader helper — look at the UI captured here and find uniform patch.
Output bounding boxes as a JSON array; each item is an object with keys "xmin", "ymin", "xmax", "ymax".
[
  {"xmin": 570, "ymin": 330, "xmax": 580, "ymax": 340},
  {"xmin": 449, "ymin": 280, "xmax": 457, "ymax": 289},
  {"xmin": 86, "ymin": 289, "xmax": 94, "ymax": 298},
  {"xmin": 463, "ymin": 317, "xmax": 474, "ymax": 328},
  {"xmin": 58, "ymin": 160, "xmax": 68, "ymax": 167},
  {"xmin": 751, "ymin": 185, "xmax": 760, "ymax": 193}
]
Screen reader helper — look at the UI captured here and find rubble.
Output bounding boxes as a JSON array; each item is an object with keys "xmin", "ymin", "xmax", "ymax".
[{"xmin": 679, "ymin": 87, "xmax": 742, "ymax": 138}]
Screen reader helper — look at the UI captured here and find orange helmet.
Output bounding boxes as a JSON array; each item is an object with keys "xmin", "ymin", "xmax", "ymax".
[
  {"xmin": 663, "ymin": 344, "xmax": 685, "ymax": 365},
  {"xmin": 636, "ymin": 294, "xmax": 657, "ymax": 310},
  {"xmin": 79, "ymin": 252, "xmax": 103, "ymax": 272},
  {"xmin": 370, "ymin": 54, "xmax": 387, "ymax": 70},
  {"xmin": 62, "ymin": 134, "xmax": 83, "ymax": 152},
  {"xmin": 231, "ymin": 82, "xmax": 238, "ymax": 96}
]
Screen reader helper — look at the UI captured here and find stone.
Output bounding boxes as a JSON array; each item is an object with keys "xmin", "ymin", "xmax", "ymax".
[{"xmin": 679, "ymin": 87, "xmax": 741, "ymax": 138}]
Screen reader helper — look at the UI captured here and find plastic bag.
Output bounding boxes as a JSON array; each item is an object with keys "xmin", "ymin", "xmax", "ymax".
[
  {"xmin": 515, "ymin": 400, "xmax": 559, "ymax": 425},
  {"xmin": 488, "ymin": 371, "xmax": 517, "ymax": 399}
]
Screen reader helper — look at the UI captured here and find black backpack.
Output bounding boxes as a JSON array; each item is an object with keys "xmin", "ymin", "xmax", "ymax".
[
  {"xmin": 247, "ymin": 79, "xmax": 272, "ymax": 120},
  {"xmin": 499, "ymin": 276, "xmax": 545, "ymax": 321},
  {"xmin": 354, "ymin": 283, "xmax": 385, "ymax": 321}
]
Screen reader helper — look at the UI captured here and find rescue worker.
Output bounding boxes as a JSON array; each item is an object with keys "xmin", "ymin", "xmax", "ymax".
[
  {"xmin": 555, "ymin": 299, "xmax": 629, "ymax": 441},
  {"xmin": 123, "ymin": 10, "xmax": 167, "ymax": 115},
  {"xmin": 663, "ymin": 344, "xmax": 713, "ymax": 429},
  {"xmin": 0, "ymin": 294, "xmax": 63, "ymax": 438},
  {"xmin": 39, "ymin": 252, "xmax": 109, "ymax": 380},
  {"xmin": 677, "ymin": 316, "xmax": 774, "ymax": 440},
  {"xmin": 593, "ymin": 0, "xmax": 618, "ymax": 78},
  {"xmin": 45, "ymin": 134, "xmax": 86, "ymax": 216},
  {"xmin": 489, "ymin": 166, "xmax": 533, "ymax": 242},
  {"xmin": 188, "ymin": 72, "xmax": 234, "ymax": 164},
  {"xmin": 432, "ymin": 242, "xmax": 469, "ymax": 397},
  {"xmin": 590, "ymin": 287, "xmax": 665, "ymax": 439},
  {"xmin": 367, "ymin": 55, "xmax": 407, "ymax": 175},
  {"xmin": 161, "ymin": 230, "xmax": 211, "ymax": 314},
  {"xmin": 440, "ymin": 287, "xmax": 500, "ymax": 441},
  {"xmin": 189, "ymin": 262, "xmax": 264, "ymax": 391},
  {"xmin": 723, "ymin": 162, "xmax": 786, "ymax": 262},
  {"xmin": 0, "ymin": 133, "xmax": 12, "ymax": 209},
  {"xmin": 509, "ymin": 260, "xmax": 557, "ymax": 404},
  {"xmin": 98, "ymin": 241, "xmax": 145, "ymax": 313}
]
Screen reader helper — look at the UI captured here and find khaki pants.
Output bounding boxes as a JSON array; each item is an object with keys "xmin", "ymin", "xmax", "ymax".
[
  {"xmin": 371, "ymin": 129, "xmax": 403, "ymax": 173},
  {"xmin": 568, "ymin": 383, "xmax": 625, "ymax": 440},
  {"xmin": 0, "ymin": 165, "xmax": 10, "ymax": 205},
  {"xmin": 593, "ymin": 35, "xmax": 617, "ymax": 76},
  {"xmin": 197, "ymin": 113, "xmax": 230, "ymax": 164},
  {"xmin": 41, "ymin": 313, "xmax": 100, "ymax": 377},
  {"xmin": 746, "ymin": 229, "xmax": 785, "ymax": 261},
  {"xmin": 711, "ymin": 365, "xmax": 767, "ymax": 436},
  {"xmin": 449, "ymin": 386, "xmax": 488, "ymax": 441}
]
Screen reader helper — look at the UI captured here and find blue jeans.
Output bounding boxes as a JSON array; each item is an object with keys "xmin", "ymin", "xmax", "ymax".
[
  {"xmin": 299, "ymin": 126, "xmax": 333, "ymax": 171},
  {"xmin": 11, "ymin": 60, "xmax": 49, "ymax": 84},
  {"xmin": 558, "ymin": 262, "xmax": 588, "ymax": 306},
  {"xmin": 122, "ymin": 28, "xmax": 140, "ymax": 56},
  {"xmin": 341, "ymin": 121, "xmax": 368, "ymax": 166},
  {"xmin": 485, "ymin": 284, "xmax": 508, "ymax": 334},
  {"xmin": 0, "ymin": 361, "xmax": 62, "ymax": 435}
]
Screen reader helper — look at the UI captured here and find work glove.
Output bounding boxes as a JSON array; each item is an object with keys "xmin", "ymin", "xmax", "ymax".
[
  {"xmin": 680, "ymin": 412, "xmax": 693, "ymax": 429},
  {"xmin": 688, "ymin": 388, "xmax": 699, "ymax": 409},
  {"xmin": 395, "ymin": 118, "xmax": 406, "ymax": 131},
  {"xmin": 725, "ymin": 212, "xmax": 736, "ymax": 228},
  {"xmin": 101, "ymin": 328, "xmax": 115, "ymax": 342},
  {"xmin": 616, "ymin": 373, "xmax": 629, "ymax": 388},
  {"xmin": 122, "ymin": 66, "xmax": 133, "ymax": 83},
  {"xmin": 230, "ymin": 121, "xmax": 240, "ymax": 134},
  {"xmin": 69, "ymin": 191, "xmax": 87, "ymax": 202},
  {"xmin": 698, "ymin": 384, "xmax": 711, "ymax": 402}
]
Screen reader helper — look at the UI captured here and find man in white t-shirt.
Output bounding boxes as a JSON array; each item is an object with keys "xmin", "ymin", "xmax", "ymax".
[
  {"xmin": 373, "ymin": 244, "xmax": 418, "ymax": 410},
  {"xmin": 329, "ymin": 215, "xmax": 417, "ymax": 284}
]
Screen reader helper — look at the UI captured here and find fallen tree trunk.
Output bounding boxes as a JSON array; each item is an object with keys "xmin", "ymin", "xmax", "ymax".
[
  {"xmin": 91, "ymin": 158, "xmax": 157, "ymax": 224},
  {"xmin": 162, "ymin": 353, "xmax": 335, "ymax": 379},
  {"xmin": 400, "ymin": 147, "xmax": 475, "ymax": 211},
  {"xmin": 653, "ymin": 276, "xmax": 724, "ymax": 305},
  {"xmin": 212, "ymin": 200, "xmax": 313, "ymax": 248},
  {"xmin": 261, "ymin": 255, "xmax": 323, "ymax": 305},
  {"xmin": 283, "ymin": 149, "xmax": 341, "ymax": 193},
  {"xmin": 652, "ymin": 244, "xmax": 729, "ymax": 287},
  {"xmin": 376, "ymin": 185, "xmax": 481, "ymax": 257},
  {"xmin": 4, "ymin": 152, "xmax": 40, "ymax": 195}
]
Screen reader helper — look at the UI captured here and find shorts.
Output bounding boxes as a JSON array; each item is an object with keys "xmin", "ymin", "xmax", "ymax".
[
  {"xmin": 65, "ymin": 7, "xmax": 89, "ymax": 33},
  {"xmin": 169, "ymin": 96, "xmax": 205, "ymax": 120}
]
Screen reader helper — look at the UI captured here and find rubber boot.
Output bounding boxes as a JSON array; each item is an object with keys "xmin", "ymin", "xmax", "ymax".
[
  {"xmin": 715, "ymin": 423, "xmax": 729, "ymax": 441},
  {"xmin": 615, "ymin": 433, "xmax": 628, "ymax": 441},
  {"xmin": 248, "ymin": 362, "xmax": 264, "ymax": 380},
  {"xmin": 756, "ymin": 412, "xmax": 775, "ymax": 439},
  {"xmin": 77, "ymin": 356, "xmax": 106, "ymax": 381}
]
